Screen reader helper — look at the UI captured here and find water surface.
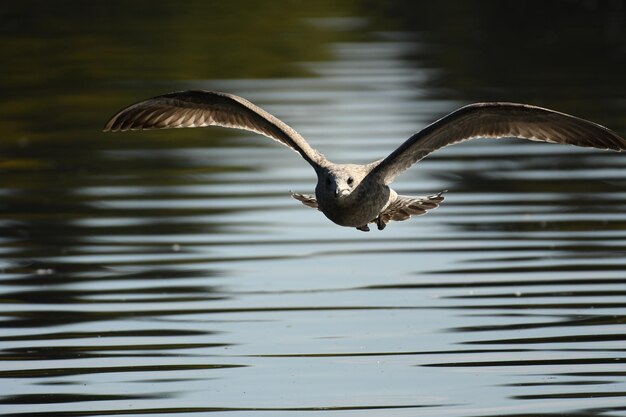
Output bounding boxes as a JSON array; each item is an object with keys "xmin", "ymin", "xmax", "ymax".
[{"xmin": 1, "ymin": 1, "xmax": 626, "ymax": 416}]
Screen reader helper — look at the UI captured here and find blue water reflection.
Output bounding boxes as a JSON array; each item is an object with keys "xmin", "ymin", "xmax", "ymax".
[{"xmin": 1, "ymin": 1, "xmax": 626, "ymax": 416}]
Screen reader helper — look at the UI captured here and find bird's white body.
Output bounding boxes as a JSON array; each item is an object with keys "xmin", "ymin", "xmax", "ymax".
[
  {"xmin": 314, "ymin": 164, "xmax": 391, "ymax": 228},
  {"xmin": 104, "ymin": 91, "xmax": 625, "ymax": 231}
]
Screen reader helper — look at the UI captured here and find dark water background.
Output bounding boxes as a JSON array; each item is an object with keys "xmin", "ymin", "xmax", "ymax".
[{"xmin": 2, "ymin": 1, "xmax": 626, "ymax": 416}]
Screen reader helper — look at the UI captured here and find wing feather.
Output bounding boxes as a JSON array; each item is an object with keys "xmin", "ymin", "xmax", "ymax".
[
  {"xmin": 370, "ymin": 103, "xmax": 626, "ymax": 184},
  {"xmin": 104, "ymin": 90, "xmax": 327, "ymax": 168},
  {"xmin": 375, "ymin": 191, "xmax": 446, "ymax": 230}
]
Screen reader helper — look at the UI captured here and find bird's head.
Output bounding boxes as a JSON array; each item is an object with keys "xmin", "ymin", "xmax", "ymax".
[{"xmin": 316, "ymin": 164, "xmax": 367, "ymax": 201}]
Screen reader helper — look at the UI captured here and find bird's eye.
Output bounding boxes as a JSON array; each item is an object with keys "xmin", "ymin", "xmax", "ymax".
[{"xmin": 347, "ymin": 177, "xmax": 354, "ymax": 185}]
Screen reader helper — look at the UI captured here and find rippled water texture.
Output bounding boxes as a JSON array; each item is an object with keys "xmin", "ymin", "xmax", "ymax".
[{"xmin": 2, "ymin": 1, "xmax": 626, "ymax": 416}]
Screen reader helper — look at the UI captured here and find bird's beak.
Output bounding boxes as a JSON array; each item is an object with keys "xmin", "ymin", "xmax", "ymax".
[{"xmin": 335, "ymin": 188, "xmax": 349, "ymax": 198}]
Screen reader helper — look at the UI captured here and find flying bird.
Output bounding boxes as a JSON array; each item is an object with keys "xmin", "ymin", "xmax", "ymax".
[{"xmin": 104, "ymin": 91, "xmax": 626, "ymax": 231}]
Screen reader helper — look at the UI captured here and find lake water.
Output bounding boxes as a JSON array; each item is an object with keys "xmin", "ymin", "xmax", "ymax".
[{"xmin": 2, "ymin": 1, "xmax": 626, "ymax": 416}]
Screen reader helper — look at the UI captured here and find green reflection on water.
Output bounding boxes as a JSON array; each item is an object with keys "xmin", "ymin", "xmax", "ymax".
[{"xmin": 0, "ymin": 0, "xmax": 358, "ymax": 142}]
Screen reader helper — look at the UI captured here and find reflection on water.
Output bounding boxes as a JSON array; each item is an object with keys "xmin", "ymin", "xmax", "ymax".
[{"xmin": 1, "ymin": 1, "xmax": 626, "ymax": 416}]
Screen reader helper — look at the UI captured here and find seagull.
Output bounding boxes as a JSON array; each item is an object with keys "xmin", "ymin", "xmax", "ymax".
[{"xmin": 104, "ymin": 91, "xmax": 626, "ymax": 231}]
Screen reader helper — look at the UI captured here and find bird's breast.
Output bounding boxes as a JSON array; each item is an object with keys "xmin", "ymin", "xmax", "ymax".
[{"xmin": 316, "ymin": 185, "xmax": 390, "ymax": 227}]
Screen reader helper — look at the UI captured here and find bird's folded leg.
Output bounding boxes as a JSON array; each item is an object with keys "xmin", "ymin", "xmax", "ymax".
[{"xmin": 356, "ymin": 225, "xmax": 370, "ymax": 232}]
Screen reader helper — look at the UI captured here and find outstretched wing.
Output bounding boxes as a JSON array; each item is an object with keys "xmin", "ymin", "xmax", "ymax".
[
  {"xmin": 104, "ymin": 90, "xmax": 328, "ymax": 168},
  {"xmin": 370, "ymin": 103, "xmax": 626, "ymax": 185}
]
